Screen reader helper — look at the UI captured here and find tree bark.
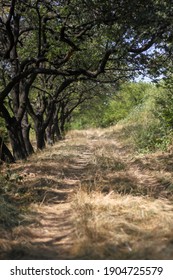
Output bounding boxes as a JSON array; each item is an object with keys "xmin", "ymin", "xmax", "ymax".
[
  {"xmin": 0, "ymin": 137, "xmax": 15, "ymax": 163},
  {"xmin": 45, "ymin": 120, "xmax": 54, "ymax": 145},
  {"xmin": 0, "ymin": 104, "xmax": 28, "ymax": 160},
  {"xmin": 35, "ymin": 127, "xmax": 46, "ymax": 150},
  {"xmin": 8, "ymin": 118, "xmax": 28, "ymax": 160},
  {"xmin": 22, "ymin": 112, "xmax": 34, "ymax": 155},
  {"xmin": 54, "ymin": 122, "xmax": 63, "ymax": 140}
]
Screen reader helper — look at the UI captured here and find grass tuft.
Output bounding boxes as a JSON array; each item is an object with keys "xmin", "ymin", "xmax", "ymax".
[{"xmin": 71, "ymin": 190, "xmax": 173, "ymax": 259}]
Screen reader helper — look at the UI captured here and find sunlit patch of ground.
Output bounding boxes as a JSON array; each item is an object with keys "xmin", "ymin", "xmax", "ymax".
[{"xmin": 71, "ymin": 191, "xmax": 173, "ymax": 259}]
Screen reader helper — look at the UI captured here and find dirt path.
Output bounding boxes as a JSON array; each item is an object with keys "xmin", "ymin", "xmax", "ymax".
[
  {"xmin": 1, "ymin": 129, "xmax": 173, "ymax": 259},
  {"xmin": 1, "ymin": 135, "xmax": 94, "ymax": 259}
]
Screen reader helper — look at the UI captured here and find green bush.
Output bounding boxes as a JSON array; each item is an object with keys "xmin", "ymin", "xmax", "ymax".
[
  {"xmin": 154, "ymin": 86, "xmax": 173, "ymax": 129},
  {"xmin": 70, "ymin": 82, "xmax": 151, "ymax": 129},
  {"xmin": 132, "ymin": 122, "xmax": 171, "ymax": 152},
  {"xmin": 71, "ymin": 81, "xmax": 173, "ymax": 152},
  {"xmin": 121, "ymin": 83, "xmax": 173, "ymax": 152}
]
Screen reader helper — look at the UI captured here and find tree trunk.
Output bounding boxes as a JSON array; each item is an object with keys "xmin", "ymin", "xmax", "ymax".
[
  {"xmin": 45, "ymin": 119, "xmax": 54, "ymax": 145},
  {"xmin": 55, "ymin": 122, "xmax": 63, "ymax": 140},
  {"xmin": 35, "ymin": 122, "xmax": 46, "ymax": 150},
  {"xmin": 60, "ymin": 117, "xmax": 66, "ymax": 139},
  {"xmin": 0, "ymin": 137, "xmax": 15, "ymax": 163},
  {"xmin": 22, "ymin": 113, "xmax": 34, "ymax": 155},
  {"xmin": 0, "ymin": 105, "xmax": 28, "ymax": 160},
  {"xmin": 8, "ymin": 119, "xmax": 28, "ymax": 160}
]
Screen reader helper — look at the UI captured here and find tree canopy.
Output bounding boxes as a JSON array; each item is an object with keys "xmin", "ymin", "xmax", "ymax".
[{"xmin": 0, "ymin": 0, "xmax": 173, "ymax": 161}]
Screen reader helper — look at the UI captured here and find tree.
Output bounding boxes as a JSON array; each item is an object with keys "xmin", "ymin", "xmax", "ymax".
[
  {"xmin": 1, "ymin": 0, "xmax": 173, "ymax": 161},
  {"xmin": 0, "ymin": 136, "xmax": 15, "ymax": 163}
]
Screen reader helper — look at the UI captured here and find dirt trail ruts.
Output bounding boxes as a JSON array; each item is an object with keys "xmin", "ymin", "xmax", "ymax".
[{"xmin": 1, "ymin": 137, "xmax": 94, "ymax": 259}]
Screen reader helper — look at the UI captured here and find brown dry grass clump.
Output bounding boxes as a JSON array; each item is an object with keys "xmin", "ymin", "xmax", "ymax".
[{"xmin": 71, "ymin": 190, "xmax": 173, "ymax": 259}]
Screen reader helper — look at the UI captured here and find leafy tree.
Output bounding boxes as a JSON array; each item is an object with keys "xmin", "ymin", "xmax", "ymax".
[{"xmin": 1, "ymin": 0, "xmax": 173, "ymax": 161}]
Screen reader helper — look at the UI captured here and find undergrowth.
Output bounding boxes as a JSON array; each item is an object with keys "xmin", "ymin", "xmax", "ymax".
[
  {"xmin": 118, "ymin": 88, "xmax": 173, "ymax": 153},
  {"xmin": 0, "ymin": 175, "xmax": 21, "ymax": 228},
  {"xmin": 0, "ymin": 173, "xmax": 31, "ymax": 229},
  {"xmin": 71, "ymin": 82, "xmax": 173, "ymax": 153}
]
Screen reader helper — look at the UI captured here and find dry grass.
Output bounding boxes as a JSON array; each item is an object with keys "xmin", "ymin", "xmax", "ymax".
[
  {"xmin": 67, "ymin": 127, "xmax": 173, "ymax": 259},
  {"xmin": 0, "ymin": 197, "xmax": 20, "ymax": 228},
  {"xmin": 71, "ymin": 190, "xmax": 173, "ymax": 259},
  {"xmin": 1, "ymin": 125, "xmax": 173, "ymax": 259}
]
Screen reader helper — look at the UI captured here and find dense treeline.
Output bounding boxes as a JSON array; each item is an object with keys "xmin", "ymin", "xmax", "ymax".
[{"xmin": 0, "ymin": 0, "xmax": 173, "ymax": 162}]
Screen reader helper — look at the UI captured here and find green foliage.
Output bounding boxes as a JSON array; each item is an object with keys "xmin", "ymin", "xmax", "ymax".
[
  {"xmin": 120, "ymin": 83, "xmax": 173, "ymax": 152},
  {"xmin": 154, "ymin": 86, "xmax": 173, "ymax": 129},
  {"xmin": 130, "ymin": 121, "xmax": 171, "ymax": 152},
  {"xmin": 101, "ymin": 82, "xmax": 152, "ymax": 126},
  {"xmin": 70, "ymin": 82, "xmax": 152, "ymax": 129},
  {"xmin": 71, "ymin": 81, "xmax": 173, "ymax": 153},
  {"xmin": 1, "ymin": 0, "xmax": 173, "ymax": 159}
]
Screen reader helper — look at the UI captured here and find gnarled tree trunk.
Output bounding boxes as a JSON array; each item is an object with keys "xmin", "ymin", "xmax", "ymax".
[
  {"xmin": 22, "ymin": 112, "xmax": 34, "ymax": 155},
  {"xmin": 8, "ymin": 118, "xmax": 28, "ymax": 160},
  {"xmin": 0, "ymin": 137, "xmax": 15, "ymax": 163},
  {"xmin": 34, "ymin": 116, "xmax": 46, "ymax": 150},
  {"xmin": 0, "ymin": 104, "xmax": 28, "ymax": 160}
]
